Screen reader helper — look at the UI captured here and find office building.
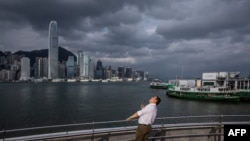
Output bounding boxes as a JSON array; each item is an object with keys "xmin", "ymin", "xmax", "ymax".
[
  {"xmin": 95, "ymin": 60, "xmax": 103, "ymax": 79},
  {"xmin": 48, "ymin": 21, "xmax": 58, "ymax": 79},
  {"xmin": 20, "ymin": 57, "xmax": 30, "ymax": 80},
  {"xmin": 118, "ymin": 66, "xmax": 125, "ymax": 79},
  {"xmin": 78, "ymin": 51, "xmax": 91, "ymax": 79},
  {"xmin": 34, "ymin": 57, "xmax": 48, "ymax": 78},
  {"xmin": 125, "ymin": 67, "xmax": 132, "ymax": 78},
  {"xmin": 66, "ymin": 56, "xmax": 75, "ymax": 78}
]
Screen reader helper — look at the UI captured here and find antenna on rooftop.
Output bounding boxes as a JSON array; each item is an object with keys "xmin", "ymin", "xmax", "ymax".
[{"xmin": 181, "ymin": 67, "xmax": 183, "ymax": 79}]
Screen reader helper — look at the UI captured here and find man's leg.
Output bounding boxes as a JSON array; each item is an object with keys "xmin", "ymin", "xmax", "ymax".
[{"xmin": 135, "ymin": 125, "xmax": 151, "ymax": 141}]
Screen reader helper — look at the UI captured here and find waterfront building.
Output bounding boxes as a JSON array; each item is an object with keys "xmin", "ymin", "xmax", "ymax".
[
  {"xmin": 125, "ymin": 67, "xmax": 132, "ymax": 78},
  {"xmin": 7, "ymin": 54, "xmax": 20, "ymax": 65},
  {"xmin": 0, "ymin": 70, "xmax": 4, "ymax": 80},
  {"xmin": 78, "ymin": 51, "xmax": 84, "ymax": 78},
  {"xmin": 88, "ymin": 57, "xmax": 95, "ymax": 79},
  {"xmin": 83, "ymin": 55, "xmax": 90, "ymax": 78},
  {"xmin": 0, "ymin": 69, "xmax": 15, "ymax": 81},
  {"xmin": 34, "ymin": 57, "xmax": 48, "ymax": 78},
  {"xmin": 118, "ymin": 66, "xmax": 125, "ymax": 79},
  {"xmin": 33, "ymin": 57, "xmax": 41, "ymax": 78},
  {"xmin": 134, "ymin": 70, "xmax": 145, "ymax": 80},
  {"xmin": 95, "ymin": 60, "xmax": 103, "ymax": 79},
  {"xmin": 75, "ymin": 51, "xmax": 80, "ymax": 78},
  {"xmin": 104, "ymin": 66, "xmax": 113, "ymax": 79},
  {"xmin": 48, "ymin": 21, "xmax": 58, "ymax": 79},
  {"xmin": 66, "ymin": 56, "xmax": 75, "ymax": 78},
  {"xmin": 42, "ymin": 58, "xmax": 48, "ymax": 78},
  {"xmin": 78, "ymin": 51, "xmax": 90, "ymax": 79},
  {"xmin": 10, "ymin": 60, "xmax": 20, "ymax": 73},
  {"xmin": 77, "ymin": 50, "xmax": 82, "ymax": 63},
  {"xmin": 20, "ymin": 57, "xmax": 30, "ymax": 81},
  {"xmin": 144, "ymin": 71, "xmax": 148, "ymax": 81},
  {"xmin": 0, "ymin": 56, "xmax": 6, "ymax": 65},
  {"xmin": 58, "ymin": 62, "xmax": 66, "ymax": 78},
  {"xmin": 201, "ymin": 72, "xmax": 242, "ymax": 88},
  {"xmin": 96, "ymin": 59, "xmax": 103, "ymax": 70}
]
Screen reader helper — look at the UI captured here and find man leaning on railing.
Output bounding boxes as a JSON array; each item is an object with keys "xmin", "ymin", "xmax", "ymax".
[{"xmin": 126, "ymin": 96, "xmax": 161, "ymax": 141}]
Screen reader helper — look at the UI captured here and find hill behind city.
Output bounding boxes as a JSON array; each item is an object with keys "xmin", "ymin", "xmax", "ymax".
[{"xmin": 0, "ymin": 47, "xmax": 77, "ymax": 66}]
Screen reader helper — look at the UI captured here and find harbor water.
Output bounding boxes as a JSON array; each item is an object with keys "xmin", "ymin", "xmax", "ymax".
[{"xmin": 1, "ymin": 81, "xmax": 250, "ymax": 130}]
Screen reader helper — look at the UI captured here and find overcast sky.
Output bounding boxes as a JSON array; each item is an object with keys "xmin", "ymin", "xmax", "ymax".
[{"xmin": 0, "ymin": 0, "xmax": 250, "ymax": 80}]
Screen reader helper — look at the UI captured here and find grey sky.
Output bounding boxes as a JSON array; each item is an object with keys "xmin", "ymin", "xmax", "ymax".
[{"xmin": 0, "ymin": 0, "xmax": 250, "ymax": 80}]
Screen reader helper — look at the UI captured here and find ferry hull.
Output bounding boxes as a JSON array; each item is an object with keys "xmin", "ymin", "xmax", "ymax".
[
  {"xmin": 166, "ymin": 91, "xmax": 240, "ymax": 102},
  {"xmin": 150, "ymin": 85, "xmax": 168, "ymax": 89},
  {"xmin": 236, "ymin": 91, "xmax": 250, "ymax": 102}
]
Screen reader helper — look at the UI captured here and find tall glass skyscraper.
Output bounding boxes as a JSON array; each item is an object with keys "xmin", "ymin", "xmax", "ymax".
[
  {"xmin": 48, "ymin": 21, "xmax": 58, "ymax": 79},
  {"xmin": 78, "ymin": 50, "xmax": 90, "ymax": 79}
]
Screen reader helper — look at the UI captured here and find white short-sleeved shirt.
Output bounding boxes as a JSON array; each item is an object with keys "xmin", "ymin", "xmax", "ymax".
[{"xmin": 137, "ymin": 103, "xmax": 157, "ymax": 125}]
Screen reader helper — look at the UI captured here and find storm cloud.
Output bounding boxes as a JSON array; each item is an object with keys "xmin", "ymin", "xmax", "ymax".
[{"xmin": 0, "ymin": 0, "xmax": 250, "ymax": 80}]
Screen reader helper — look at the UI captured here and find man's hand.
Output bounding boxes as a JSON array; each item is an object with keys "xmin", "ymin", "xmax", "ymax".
[
  {"xmin": 126, "ymin": 117, "xmax": 132, "ymax": 121},
  {"xmin": 140, "ymin": 102, "xmax": 145, "ymax": 109},
  {"xmin": 126, "ymin": 112, "xmax": 138, "ymax": 121}
]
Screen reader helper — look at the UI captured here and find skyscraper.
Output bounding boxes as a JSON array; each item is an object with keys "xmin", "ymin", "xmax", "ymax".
[
  {"xmin": 34, "ymin": 57, "xmax": 48, "ymax": 78},
  {"xmin": 118, "ymin": 66, "xmax": 125, "ymax": 79},
  {"xmin": 20, "ymin": 57, "xmax": 30, "ymax": 80},
  {"xmin": 125, "ymin": 67, "xmax": 132, "ymax": 78},
  {"xmin": 66, "ymin": 56, "xmax": 75, "ymax": 78},
  {"xmin": 78, "ymin": 50, "xmax": 90, "ymax": 79},
  {"xmin": 48, "ymin": 21, "xmax": 58, "ymax": 79}
]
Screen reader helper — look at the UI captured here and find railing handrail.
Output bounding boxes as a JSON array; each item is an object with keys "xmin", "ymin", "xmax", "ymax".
[
  {"xmin": 1, "ymin": 114, "xmax": 250, "ymax": 133},
  {"xmin": 0, "ymin": 115, "xmax": 250, "ymax": 133},
  {"xmin": 156, "ymin": 114, "xmax": 250, "ymax": 121},
  {"xmin": 1, "ymin": 119, "xmax": 127, "ymax": 133}
]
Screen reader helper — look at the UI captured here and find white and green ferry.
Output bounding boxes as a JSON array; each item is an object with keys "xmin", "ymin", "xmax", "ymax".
[{"xmin": 166, "ymin": 72, "xmax": 250, "ymax": 102}]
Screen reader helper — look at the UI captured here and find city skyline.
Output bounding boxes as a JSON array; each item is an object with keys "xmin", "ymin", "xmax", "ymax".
[
  {"xmin": 0, "ymin": 0, "xmax": 250, "ymax": 80},
  {"xmin": 0, "ymin": 47, "xmax": 148, "ymax": 81}
]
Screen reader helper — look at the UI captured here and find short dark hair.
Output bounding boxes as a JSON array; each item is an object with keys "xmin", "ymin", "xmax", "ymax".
[{"xmin": 155, "ymin": 96, "xmax": 161, "ymax": 105}]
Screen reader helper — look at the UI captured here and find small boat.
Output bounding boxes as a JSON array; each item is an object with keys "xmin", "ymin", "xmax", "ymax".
[
  {"xmin": 166, "ymin": 86, "xmax": 240, "ymax": 102},
  {"xmin": 150, "ymin": 79, "xmax": 168, "ymax": 89}
]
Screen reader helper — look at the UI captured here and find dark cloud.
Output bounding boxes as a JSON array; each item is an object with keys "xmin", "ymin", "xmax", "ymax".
[
  {"xmin": 0, "ymin": 0, "xmax": 250, "ymax": 79},
  {"xmin": 156, "ymin": 0, "xmax": 250, "ymax": 40}
]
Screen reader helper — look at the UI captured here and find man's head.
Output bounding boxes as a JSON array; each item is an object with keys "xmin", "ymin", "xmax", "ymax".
[{"xmin": 149, "ymin": 96, "xmax": 161, "ymax": 105}]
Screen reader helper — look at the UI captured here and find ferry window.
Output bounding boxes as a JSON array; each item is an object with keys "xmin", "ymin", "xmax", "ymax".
[
  {"xmin": 181, "ymin": 88, "xmax": 190, "ymax": 90},
  {"xmin": 203, "ymin": 82, "xmax": 214, "ymax": 86}
]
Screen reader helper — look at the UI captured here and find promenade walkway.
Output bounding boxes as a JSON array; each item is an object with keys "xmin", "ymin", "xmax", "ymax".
[{"xmin": 1, "ymin": 115, "xmax": 249, "ymax": 141}]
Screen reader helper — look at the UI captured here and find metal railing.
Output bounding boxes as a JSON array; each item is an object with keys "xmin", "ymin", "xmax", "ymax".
[{"xmin": 0, "ymin": 115, "xmax": 250, "ymax": 141}]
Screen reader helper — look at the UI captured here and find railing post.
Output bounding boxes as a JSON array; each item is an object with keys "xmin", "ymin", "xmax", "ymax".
[
  {"xmin": 161, "ymin": 117, "xmax": 164, "ymax": 136},
  {"xmin": 3, "ymin": 129, "xmax": 5, "ymax": 141},
  {"xmin": 66, "ymin": 126, "xmax": 68, "ymax": 135},
  {"xmin": 91, "ymin": 121, "xmax": 95, "ymax": 141},
  {"xmin": 218, "ymin": 115, "xmax": 223, "ymax": 141}
]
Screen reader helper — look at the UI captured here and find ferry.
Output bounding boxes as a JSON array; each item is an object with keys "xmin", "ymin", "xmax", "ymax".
[
  {"xmin": 167, "ymin": 86, "xmax": 240, "ymax": 102},
  {"xmin": 166, "ymin": 72, "xmax": 250, "ymax": 102},
  {"xmin": 149, "ymin": 79, "xmax": 168, "ymax": 89}
]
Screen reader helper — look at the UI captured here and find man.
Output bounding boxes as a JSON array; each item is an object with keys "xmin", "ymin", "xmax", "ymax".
[{"xmin": 126, "ymin": 96, "xmax": 161, "ymax": 141}]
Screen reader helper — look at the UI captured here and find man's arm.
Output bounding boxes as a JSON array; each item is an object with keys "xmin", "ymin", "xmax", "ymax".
[{"xmin": 126, "ymin": 112, "xmax": 139, "ymax": 121}]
